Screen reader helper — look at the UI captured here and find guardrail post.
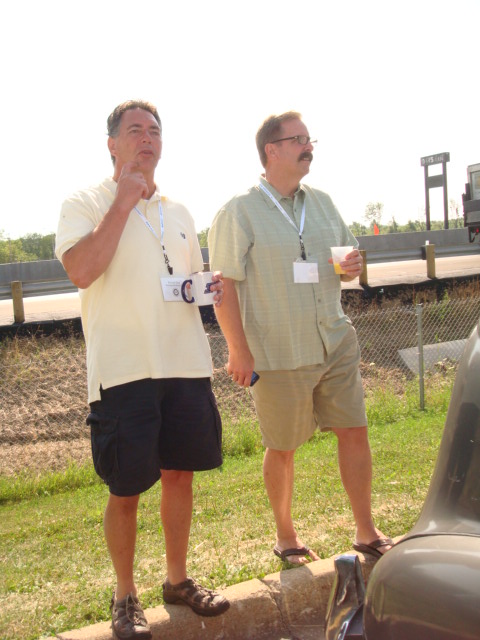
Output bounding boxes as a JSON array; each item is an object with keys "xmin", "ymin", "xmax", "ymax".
[
  {"xmin": 425, "ymin": 244, "xmax": 436, "ymax": 279},
  {"xmin": 359, "ymin": 250, "xmax": 368, "ymax": 286},
  {"xmin": 11, "ymin": 281, "xmax": 25, "ymax": 323}
]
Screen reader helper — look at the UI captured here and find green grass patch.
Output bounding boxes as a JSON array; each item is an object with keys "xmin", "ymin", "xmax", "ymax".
[
  {"xmin": 0, "ymin": 463, "xmax": 102, "ymax": 505},
  {"xmin": 220, "ymin": 410, "xmax": 262, "ymax": 457},
  {"xmin": 0, "ymin": 376, "xmax": 453, "ymax": 639}
]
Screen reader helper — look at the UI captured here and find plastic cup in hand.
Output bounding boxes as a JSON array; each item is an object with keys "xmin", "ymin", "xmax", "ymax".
[{"xmin": 330, "ymin": 246, "xmax": 354, "ymax": 275}]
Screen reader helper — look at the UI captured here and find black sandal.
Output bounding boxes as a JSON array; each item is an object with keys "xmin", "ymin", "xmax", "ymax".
[
  {"xmin": 273, "ymin": 545, "xmax": 314, "ymax": 562},
  {"xmin": 353, "ymin": 537, "xmax": 394, "ymax": 559}
]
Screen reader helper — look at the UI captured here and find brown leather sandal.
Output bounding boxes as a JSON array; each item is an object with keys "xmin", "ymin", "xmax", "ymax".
[{"xmin": 162, "ymin": 577, "xmax": 230, "ymax": 617}]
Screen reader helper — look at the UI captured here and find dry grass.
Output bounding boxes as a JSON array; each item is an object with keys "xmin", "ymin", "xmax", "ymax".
[
  {"xmin": 0, "ymin": 332, "xmax": 89, "ymax": 475},
  {"xmin": 2, "ymin": 280, "xmax": 479, "ymax": 477},
  {"xmin": 0, "ymin": 327, "xmax": 259, "ymax": 476},
  {"xmin": 1, "ymin": 328, "xmax": 411, "ymax": 477}
]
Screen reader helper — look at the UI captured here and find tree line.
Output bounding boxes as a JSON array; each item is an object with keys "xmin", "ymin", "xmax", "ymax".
[
  {"xmin": 354, "ymin": 199, "xmax": 464, "ymax": 237},
  {"xmin": 349, "ymin": 216, "xmax": 464, "ymax": 238},
  {"xmin": 0, "ymin": 232, "xmax": 57, "ymax": 264},
  {"xmin": 0, "ymin": 199, "xmax": 466, "ymax": 263}
]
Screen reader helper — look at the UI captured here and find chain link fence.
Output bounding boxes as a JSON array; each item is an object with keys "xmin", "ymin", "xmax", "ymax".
[{"xmin": 1, "ymin": 296, "xmax": 479, "ymax": 476}]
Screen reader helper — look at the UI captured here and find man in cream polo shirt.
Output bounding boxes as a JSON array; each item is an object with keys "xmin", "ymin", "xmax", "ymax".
[{"xmin": 56, "ymin": 100, "xmax": 229, "ymax": 640}]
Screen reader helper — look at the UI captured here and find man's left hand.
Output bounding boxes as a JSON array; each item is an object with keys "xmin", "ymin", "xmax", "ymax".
[
  {"xmin": 210, "ymin": 271, "xmax": 224, "ymax": 307},
  {"xmin": 341, "ymin": 249, "xmax": 363, "ymax": 277},
  {"xmin": 328, "ymin": 249, "xmax": 363, "ymax": 281}
]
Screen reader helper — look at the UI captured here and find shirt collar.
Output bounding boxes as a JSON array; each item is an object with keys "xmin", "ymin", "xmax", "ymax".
[{"xmin": 259, "ymin": 176, "xmax": 305, "ymax": 205}]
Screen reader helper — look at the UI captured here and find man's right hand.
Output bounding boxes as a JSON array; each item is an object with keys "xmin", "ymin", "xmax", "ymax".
[
  {"xmin": 226, "ymin": 349, "xmax": 255, "ymax": 388},
  {"xmin": 115, "ymin": 161, "xmax": 150, "ymax": 212},
  {"xmin": 62, "ymin": 162, "xmax": 150, "ymax": 289},
  {"xmin": 213, "ymin": 277, "xmax": 255, "ymax": 388}
]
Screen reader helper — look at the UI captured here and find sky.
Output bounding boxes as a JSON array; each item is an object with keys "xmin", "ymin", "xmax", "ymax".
[{"xmin": 1, "ymin": 0, "xmax": 479, "ymax": 239}]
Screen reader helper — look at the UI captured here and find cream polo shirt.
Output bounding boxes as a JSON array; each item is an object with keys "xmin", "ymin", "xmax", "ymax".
[
  {"xmin": 208, "ymin": 177, "xmax": 358, "ymax": 371},
  {"xmin": 56, "ymin": 177, "xmax": 212, "ymax": 403}
]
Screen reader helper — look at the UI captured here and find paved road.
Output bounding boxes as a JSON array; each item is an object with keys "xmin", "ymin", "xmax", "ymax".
[
  {"xmin": 364, "ymin": 253, "xmax": 480, "ymax": 283},
  {"xmin": 0, "ymin": 291, "xmax": 81, "ymax": 326},
  {"xmin": 1, "ymin": 255, "xmax": 479, "ymax": 327}
]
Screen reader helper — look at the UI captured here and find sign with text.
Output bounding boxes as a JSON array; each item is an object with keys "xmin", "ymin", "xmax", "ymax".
[
  {"xmin": 421, "ymin": 152, "xmax": 450, "ymax": 230},
  {"xmin": 421, "ymin": 152, "xmax": 450, "ymax": 167}
]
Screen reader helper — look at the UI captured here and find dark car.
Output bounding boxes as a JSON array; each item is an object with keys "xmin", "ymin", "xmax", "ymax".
[{"xmin": 325, "ymin": 319, "xmax": 480, "ymax": 640}]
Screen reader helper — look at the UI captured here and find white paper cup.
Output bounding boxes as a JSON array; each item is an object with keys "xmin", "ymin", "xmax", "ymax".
[
  {"xmin": 181, "ymin": 271, "xmax": 215, "ymax": 306},
  {"xmin": 330, "ymin": 246, "xmax": 353, "ymax": 275}
]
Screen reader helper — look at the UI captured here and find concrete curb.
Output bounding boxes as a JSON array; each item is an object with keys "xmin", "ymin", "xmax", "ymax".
[{"xmin": 57, "ymin": 553, "xmax": 376, "ymax": 640}]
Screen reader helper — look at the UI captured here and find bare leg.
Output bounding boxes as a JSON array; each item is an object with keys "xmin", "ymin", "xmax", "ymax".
[
  {"xmin": 160, "ymin": 469, "xmax": 194, "ymax": 584},
  {"xmin": 263, "ymin": 448, "xmax": 320, "ymax": 564},
  {"xmin": 333, "ymin": 427, "xmax": 392, "ymax": 554},
  {"xmin": 104, "ymin": 493, "xmax": 139, "ymax": 599}
]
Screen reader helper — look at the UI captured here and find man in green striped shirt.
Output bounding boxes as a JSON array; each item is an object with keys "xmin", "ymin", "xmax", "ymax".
[{"xmin": 209, "ymin": 111, "xmax": 393, "ymax": 564}]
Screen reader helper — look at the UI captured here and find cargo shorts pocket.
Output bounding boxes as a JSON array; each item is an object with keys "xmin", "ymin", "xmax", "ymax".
[{"xmin": 86, "ymin": 412, "xmax": 119, "ymax": 484}]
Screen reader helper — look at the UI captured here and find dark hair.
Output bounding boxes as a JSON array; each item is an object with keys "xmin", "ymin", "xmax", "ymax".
[
  {"xmin": 107, "ymin": 100, "xmax": 162, "ymax": 164},
  {"xmin": 107, "ymin": 100, "xmax": 161, "ymax": 137},
  {"xmin": 255, "ymin": 111, "xmax": 302, "ymax": 168}
]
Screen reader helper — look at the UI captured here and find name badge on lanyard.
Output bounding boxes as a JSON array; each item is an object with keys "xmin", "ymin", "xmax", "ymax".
[
  {"xmin": 134, "ymin": 200, "xmax": 173, "ymax": 275},
  {"xmin": 293, "ymin": 259, "xmax": 319, "ymax": 283},
  {"xmin": 134, "ymin": 199, "xmax": 183, "ymax": 300},
  {"xmin": 259, "ymin": 183, "xmax": 319, "ymax": 284},
  {"xmin": 160, "ymin": 277, "xmax": 184, "ymax": 301}
]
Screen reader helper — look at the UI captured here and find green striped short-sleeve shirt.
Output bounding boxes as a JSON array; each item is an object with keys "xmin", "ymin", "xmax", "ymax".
[{"xmin": 208, "ymin": 177, "xmax": 358, "ymax": 371}]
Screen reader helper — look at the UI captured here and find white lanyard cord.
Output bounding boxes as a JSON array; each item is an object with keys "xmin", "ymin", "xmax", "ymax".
[
  {"xmin": 134, "ymin": 200, "xmax": 173, "ymax": 274},
  {"xmin": 259, "ymin": 183, "xmax": 307, "ymax": 260}
]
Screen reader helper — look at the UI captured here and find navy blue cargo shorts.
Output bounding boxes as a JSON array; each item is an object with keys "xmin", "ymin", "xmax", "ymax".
[{"xmin": 86, "ymin": 377, "xmax": 222, "ymax": 496}]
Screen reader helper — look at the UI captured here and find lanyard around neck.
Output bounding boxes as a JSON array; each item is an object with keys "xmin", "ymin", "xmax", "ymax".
[
  {"xmin": 259, "ymin": 183, "xmax": 307, "ymax": 260},
  {"xmin": 134, "ymin": 200, "xmax": 173, "ymax": 274}
]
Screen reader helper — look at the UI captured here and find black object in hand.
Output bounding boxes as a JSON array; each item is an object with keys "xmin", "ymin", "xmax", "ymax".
[{"xmin": 250, "ymin": 371, "xmax": 260, "ymax": 386}]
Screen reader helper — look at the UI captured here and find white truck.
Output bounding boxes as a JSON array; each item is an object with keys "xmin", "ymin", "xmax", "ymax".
[{"xmin": 462, "ymin": 163, "xmax": 480, "ymax": 242}]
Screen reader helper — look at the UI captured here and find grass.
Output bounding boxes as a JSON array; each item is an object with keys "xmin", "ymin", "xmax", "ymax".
[
  {"xmin": 0, "ymin": 370, "xmax": 454, "ymax": 640},
  {"xmin": 0, "ymin": 464, "xmax": 101, "ymax": 504}
]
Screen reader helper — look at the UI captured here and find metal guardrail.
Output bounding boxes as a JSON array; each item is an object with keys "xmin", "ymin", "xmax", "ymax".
[
  {"xmin": 0, "ymin": 229, "xmax": 480, "ymax": 308},
  {"xmin": 360, "ymin": 242, "xmax": 479, "ymax": 264},
  {"xmin": 0, "ymin": 259, "xmax": 73, "ymax": 301},
  {"xmin": 0, "ymin": 279, "xmax": 77, "ymax": 300}
]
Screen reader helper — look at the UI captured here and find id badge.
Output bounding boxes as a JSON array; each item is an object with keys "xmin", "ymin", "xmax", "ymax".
[
  {"xmin": 161, "ymin": 276, "xmax": 184, "ymax": 301},
  {"xmin": 293, "ymin": 260, "xmax": 319, "ymax": 283}
]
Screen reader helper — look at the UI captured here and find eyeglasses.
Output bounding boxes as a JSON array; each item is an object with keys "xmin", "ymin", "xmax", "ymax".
[{"xmin": 269, "ymin": 135, "xmax": 317, "ymax": 146}]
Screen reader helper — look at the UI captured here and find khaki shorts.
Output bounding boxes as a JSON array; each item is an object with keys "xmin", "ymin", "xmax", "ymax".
[{"xmin": 251, "ymin": 325, "xmax": 367, "ymax": 451}]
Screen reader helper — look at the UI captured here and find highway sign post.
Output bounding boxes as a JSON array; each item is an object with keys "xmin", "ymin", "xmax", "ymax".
[{"xmin": 420, "ymin": 152, "xmax": 450, "ymax": 230}]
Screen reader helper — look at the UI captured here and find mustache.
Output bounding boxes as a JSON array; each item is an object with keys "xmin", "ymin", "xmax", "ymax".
[{"xmin": 299, "ymin": 152, "xmax": 313, "ymax": 162}]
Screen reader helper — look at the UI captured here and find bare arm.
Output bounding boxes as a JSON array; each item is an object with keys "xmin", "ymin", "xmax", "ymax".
[
  {"xmin": 214, "ymin": 277, "xmax": 255, "ymax": 387},
  {"xmin": 62, "ymin": 162, "xmax": 149, "ymax": 289}
]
